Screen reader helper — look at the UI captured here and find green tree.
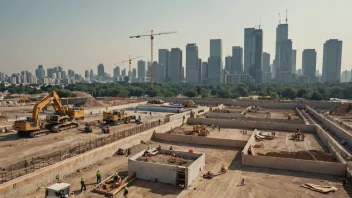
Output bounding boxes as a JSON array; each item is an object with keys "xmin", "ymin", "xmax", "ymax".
[
  {"xmin": 184, "ymin": 89, "xmax": 198, "ymax": 97},
  {"xmin": 310, "ymin": 91, "xmax": 323, "ymax": 101},
  {"xmin": 218, "ymin": 89, "xmax": 231, "ymax": 98},
  {"xmin": 282, "ymin": 88, "xmax": 296, "ymax": 99},
  {"xmin": 297, "ymin": 88, "xmax": 309, "ymax": 98},
  {"xmin": 234, "ymin": 86, "xmax": 248, "ymax": 97}
]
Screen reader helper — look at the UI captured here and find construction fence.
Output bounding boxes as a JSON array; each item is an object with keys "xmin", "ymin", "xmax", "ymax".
[{"xmin": 0, "ymin": 116, "xmax": 170, "ymax": 184}]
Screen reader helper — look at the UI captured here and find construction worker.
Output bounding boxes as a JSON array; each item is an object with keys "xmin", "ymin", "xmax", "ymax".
[
  {"xmin": 212, "ymin": 124, "xmax": 215, "ymax": 130},
  {"xmin": 113, "ymin": 172, "xmax": 120, "ymax": 182},
  {"xmin": 218, "ymin": 125, "xmax": 220, "ymax": 132},
  {"xmin": 147, "ymin": 144, "xmax": 151, "ymax": 150},
  {"xmin": 158, "ymin": 119, "xmax": 161, "ymax": 125},
  {"xmin": 80, "ymin": 178, "xmax": 86, "ymax": 192},
  {"xmin": 288, "ymin": 114, "xmax": 291, "ymax": 120},
  {"xmin": 123, "ymin": 186, "xmax": 129, "ymax": 198},
  {"xmin": 96, "ymin": 170, "xmax": 101, "ymax": 184}
]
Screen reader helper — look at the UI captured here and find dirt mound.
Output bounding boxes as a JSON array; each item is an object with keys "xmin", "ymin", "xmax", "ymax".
[
  {"xmin": 329, "ymin": 103, "xmax": 352, "ymax": 116},
  {"xmin": 72, "ymin": 91, "xmax": 105, "ymax": 108}
]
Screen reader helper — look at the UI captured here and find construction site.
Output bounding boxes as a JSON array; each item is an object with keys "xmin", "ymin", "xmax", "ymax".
[{"xmin": 1, "ymin": 96, "xmax": 352, "ymax": 197}]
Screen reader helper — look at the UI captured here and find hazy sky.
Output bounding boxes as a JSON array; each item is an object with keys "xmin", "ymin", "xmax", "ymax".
[{"xmin": 1, "ymin": 0, "xmax": 351, "ymax": 75}]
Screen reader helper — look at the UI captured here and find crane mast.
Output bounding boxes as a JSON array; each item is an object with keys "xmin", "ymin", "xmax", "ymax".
[{"xmin": 130, "ymin": 30, "xmax": 177, "ymax": 86}]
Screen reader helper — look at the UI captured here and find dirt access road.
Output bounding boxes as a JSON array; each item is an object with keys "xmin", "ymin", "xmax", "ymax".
[
  {"xmin": 0, "ymin": 111, "xmax": 170, "ymax": 165},
  {"xmin": 26, "ymin": 140, "xmax": 350, "ymax": 198}
]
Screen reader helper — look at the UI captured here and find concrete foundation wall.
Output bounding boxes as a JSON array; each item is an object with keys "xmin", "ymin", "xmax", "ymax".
[
  {"xmin": 242, "ymin": 154, "xmax": 346, "ymax": 176},
  {"xmin": 205, "ymin": 112, "xmax": 303, "ymax": 124},
  {"xmin": 153, "ymin": 133, "xmax": 247, "ymax": 148},
  {"xmin": 159, "ymin": 97, "xmax": 341, "ymax": 109},
  {"xmin": 129, "ymin": 156, "xmax": 178, "ymax": 184},
  {"xmin": 83, "ymin": 101, "xmax": 147, "ymax": 115},
  {"xmin": 186, "ymin": 153, "xmax": 205, "ymax": 187},
  {"xmin": 295, "ymin": 107, "xmax": 309, "ymax": 125},
  {"xmin": 0, "ymin": 117, "xmax": 184, "ymax": 197},
  {"xmin": 187, "ymin": 118, "xmax": 316, "ymax": 133},
  {"xmin": 307, "ymin": 107, "xmax": 352, "ymax": 146}
]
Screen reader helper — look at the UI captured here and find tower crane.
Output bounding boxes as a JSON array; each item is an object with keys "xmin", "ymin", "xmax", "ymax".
[
  {"xmin": 119, "ymin": 55, "xmax": 143, "ymax": 78},
  {"xmin": 129, "ymin": 30, "xmax": 177, "ymax": 86}
]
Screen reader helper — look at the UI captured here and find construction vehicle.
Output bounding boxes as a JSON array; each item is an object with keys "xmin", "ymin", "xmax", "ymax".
[
  {"xmin": 203, "ymin": 166, "xmax": 227, "ymax": 179},
  {"xmin": 185, "ymin": 125, "xmax": 209, "ymax": 136},
  {"xmin": 64, "ymin": 106, "xmax": 84, "ymax": 120},
  {"xmin": 103, "ymin": 110, "xmax": 133, "ymax": 125},
  {"xmin": 45, "ymin": 182, "xmax": 70, "ymax": 198},
  {"xmin": 84, "ymin": 123, "xmax": 93, "ymax": 133},
  {"xmin": 14, "ymin": 91, "xmax": 79, "ymax": 137},
  {"xmin": 0, "ymin": 126, "xmax": 9, "ymax": 133}
]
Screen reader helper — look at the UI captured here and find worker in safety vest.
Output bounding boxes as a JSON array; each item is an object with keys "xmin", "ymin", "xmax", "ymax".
[
  {"xmin": 80, "ymin": 178, "xmax": 86, "ymax": 191},
  {"xmin": 113, "ymin": 173, "xmax": 121, "ymax": 182},
  {"xmin": 96, "ymin": 170, "xmax": 101, "ymax": 184},
  {"xmin": 123, "ymin": 186, "xmax": 129, "ymax": 198}
]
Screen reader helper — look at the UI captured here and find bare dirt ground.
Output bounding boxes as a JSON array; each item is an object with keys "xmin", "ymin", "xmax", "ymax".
[
  {"xmin": 168, "ymin": 124, "xmax": 252, "ymax": 140},
  {"xmin": 223, "ymin": 106, "xmax": 299, "ymax": 119},
  {"xmin": 25, "ymin": 140, "xmax": 351, "ymax": 198},
  {"xmin": 0, "ymin": 111, "xmax": 170, "ymax": 165},
  {"xmin": 251, "ymin": 131, "xmax": 334, "ymax": 162},
  {"xmin": 137, "ymin": 153, "xmax": 194, "ymax": 167}
]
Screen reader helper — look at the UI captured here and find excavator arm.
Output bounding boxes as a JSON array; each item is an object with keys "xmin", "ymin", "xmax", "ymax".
[{"xmin": 31, "ymin": 91, "xmax": 65, "ymax": 125}]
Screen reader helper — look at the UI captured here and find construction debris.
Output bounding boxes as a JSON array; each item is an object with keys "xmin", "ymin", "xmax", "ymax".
[
  {"xmin": 93, "ymin": 172, "xmax": 136, "ymax": 197},
  {"xmin": 300, "ymin": 183, "xmax": 338, "ymax": 194}
]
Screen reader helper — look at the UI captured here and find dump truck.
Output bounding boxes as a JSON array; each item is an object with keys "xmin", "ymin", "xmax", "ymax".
[
  {"xmin": 45, "ymin": 182, "xmax": 70, "ymax": 198},
  {"xmin": 14, "ymin": 91, "xmax": 79, "ymax": 137}
]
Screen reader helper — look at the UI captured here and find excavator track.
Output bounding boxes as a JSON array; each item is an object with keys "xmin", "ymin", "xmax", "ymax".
[
  {"xmin": 50, "ymin": 122, "xmax": 79, "ymax": 133},
  {"xmin": 17, "ymin": 130, "xmax": 50, "ymax": 138}
]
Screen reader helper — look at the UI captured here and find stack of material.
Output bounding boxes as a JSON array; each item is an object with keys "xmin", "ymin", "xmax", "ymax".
[
  {"xmin": 301, "ymin": 183, "xmax": 337, "ymax": 194},
  {"xmin": 93, "ymin": 172, "xmax": 136, "ymax": 197}
]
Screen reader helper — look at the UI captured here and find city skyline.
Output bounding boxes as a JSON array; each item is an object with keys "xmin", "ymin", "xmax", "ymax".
[{"xmin": 1, "ymin": 0, "xmax": 351, "ymax": 75}]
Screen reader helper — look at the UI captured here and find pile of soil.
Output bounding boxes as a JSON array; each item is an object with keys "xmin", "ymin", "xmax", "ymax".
[
  {"xmin": 72, "ymin": 91, "xmax": 105, "ymax": 108},
  {"xmin": 137, "ymin": 154, "xmax": 194, "ymax": 167}
]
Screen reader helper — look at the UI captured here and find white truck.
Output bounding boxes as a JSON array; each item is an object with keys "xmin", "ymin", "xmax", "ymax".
[{"xmin": 45, "ymin": 182, "xmax": 70, "ymax": 198}]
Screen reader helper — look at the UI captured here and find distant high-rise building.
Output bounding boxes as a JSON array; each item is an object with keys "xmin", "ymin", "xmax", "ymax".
[
  {"xmin": 84, "ymin": 70, "xmax": 89, "ymax": 78},
  {"xmin": 262, "ymin": 52, "xmax": 271, "ymax": 73},
  {"xmin": 0, "ymin": 72, "xmax": 5, "ymax": 82},
  {"xmin": 68, "ymin": 69, "xmax": 75, "ymax": 78},
  {"xmin": 302, "ymin": 49, "xmax": 317, "ymax": 83},
  {"xmin": 232, "ymin": 46, "xmax": 243, "ymax": 74},
  {"xmin": 292, "ymin": 49, "xmax": 297, "ymax": 73},
  {"xmin": 201, "ymin": 62, "xmax": 208, "ymax": 84},
  {"xmin": 322, "ymin": 39, "xmax": 343, "ymax": 83},
  {"xmin": 121, "ymin": 68, "xmax": 126, "ymax": 77},
  {"xmin": 35, "ymin": 65, "xmax": 45, "ymax": 80},
  {"xmin": 279, "ymin": 39, "xmax": 293, "ymax": 72},
  {"xmin": 181, "ymin": 66, "xmax": 185, "ymax": 81},
  {"xmin": 206, "ymin": 57, "xmax": 222, "ymax": 85},
  {"xmin": 170, "ymin": 48, "xmax": 182, "ymax": 83},
  {"xmin": 137, "ymin": 60, "xmax": 146, "ymax": 82},
  {"xmin": 97, "ymin": 64, "xmax": 105, "ymax": 77},
  {"xmin": 297, "ymin": 69, "xmax": 302, "ymax": 76},
  {"xmin": 186, "ymin": 43, "xmax": 200, "ymax": 83},
  {"xmin": 244, "ymin": 28, "xmax": 255, "ymax": 73},
  {"xmin": 274, "ymin": 23, "xmax": 289, "ymax": 79},
  {"xmin": 158, "ymin": 49, "xmax": 170, "ymax": 82},
  {"xmin": 224, "ymin": 56, "xmax": 231, "ymax": 73},
  {"xmin": 113, "ymin": 66, "xmax": 120, "ymax": 77},
  {"xmin": 152, "ymin": 61, "xmax": 160, "ymax": 82},
  {"xmin": 316, "ymin": 70, "xmax": 319, "ymax": 76},
  {"xmin": 249, "ymin": 29, "xmax": 264, "ymax": 84},
  {"xmin": 210, "ymin": 39, "xmax": 222, "ymax": 58},
  {"xmin": 132, "ymin": 68, "xmax": 137, "ymax": 79},
  {"xmin": 90, "ymin": 69, "xmax": 94, "ymax": 79}
]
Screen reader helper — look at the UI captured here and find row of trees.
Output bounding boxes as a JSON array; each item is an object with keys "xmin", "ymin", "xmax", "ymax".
[{"xmin": 1, "ymin": 82, "xmax": 352, "ymax": 100}]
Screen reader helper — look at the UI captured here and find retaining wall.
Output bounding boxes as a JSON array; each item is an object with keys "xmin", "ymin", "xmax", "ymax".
[
  {"xmin": 185, "ymin": 152, "xmax": 205, "ymax": 187},
  {"xmin": 128, "ymin": 149, "xmax": 179, "ymax": 185},
  {"xmin": 0, "ymin": 117, "xmax": 184, "ymax": 197},
  {"xmin": 153, "ymin": 133, "xmax": 247, "ymax": 148},
  {"xmin": 187, "ymin": 118, "xmax": 316, "ymax": 133},
  {"xmin": 205, "ymin": 112, "xmax": 303, "ymax": 124},
  {"xmin": 242, "ymin": 154, "xmax": 346, "ymax": 176},
  {"xmin": 306, "ymin": 106, "xmax": 352, "ymax": 146},
  {"xmin": 295, "ymin": 107, "xmax": 309, "ymax": 125}
]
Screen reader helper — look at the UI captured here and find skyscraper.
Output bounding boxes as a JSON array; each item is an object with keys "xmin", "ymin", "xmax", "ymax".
[
  {"xmin": 85, "ymin": 70, "xmax": 89, "ymax": 78},
  {"xmin": 232, "ymin": 46, "xmax": 243, "ymax": 74},
  {"xmin": 249, "ymin": 29, "xmax": 264, "ymax": 84},
  {"xmin": 292, "ymin": 49, "xmax": 297, "ymax": 73},
  {"xmin": 201, "ymin": 62, "xmax": 208, "ymax": 84},
  {"xmin": 152, "ymin": 61, "xmax": 160, "ymax": 82},
  {"xmin": 35, "ymin": 65, "xmax": 45, "ymax": 80},
  {"xmin": 137, "ymin": 60, "xmax": 146, "ymax": 82},
  {"xmin": 322, "ymin": 39, "xmax": 343, "ymax": 83},
  {"xmin": 279, "ymin": 39, "xmax": 293, "ymax": 72},
  {"xmin": 97, "ymin": 64, "xmax": 105, "ymax": 77},
  {"xmin": 122, "ymin": 68, "xmax": 126, "ymax": 76},
  {"xmin": 207, "ymin": 57, "xmax": 222, "ymax": 85},
  {"xmin": 224, "ymin": 56, "xmax": 232, "ymax": 73},
  {"xmin": 158, "ymin": 49, "xmax": 170, "ymax": 82},
  {"xmin": 170, "ymin": 48, "xmax": 182, "ymax": 83},
  {"xmin": 244, "ymin": 28, "xmax": 255, "ymax": 73},
  {"xmin": 90, "ymin": 69, "xmax": 94, "ymax": 79},
  {"xmin": 302, "ymin": 49, "xmax": 317, "ymax": 83},
  {"xmin": 132, "ymin": 68, "xmax": 137, "ymax": 79},
  {"xmin": 262, "ymin": 52, "xmax": 271, "ymax": 73},
  {"xmin": 186, "ymin": 43, "xmax": 199, "ymax": 83},
  {"xmin": 113, "ymin": 66, "xmax": 120, "ymax": 77},
  {"xmin": 210, "ymin": 39, "xmax": 222, "ymax": 58},
  {"xmin": 274, "ymin": 23, "xmax": 289, "ymax": 79}
]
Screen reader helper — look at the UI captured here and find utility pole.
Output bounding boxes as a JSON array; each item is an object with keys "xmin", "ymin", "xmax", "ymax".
[{"xmin": 130, "ymin": 30, "xmax": 177, "ymax": 86}]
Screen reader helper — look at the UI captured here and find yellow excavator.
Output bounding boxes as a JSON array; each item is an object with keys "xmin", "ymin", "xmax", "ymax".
[{"xmin": 14, "ymin": 91, "xmax": 81, "ymax": 137}]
